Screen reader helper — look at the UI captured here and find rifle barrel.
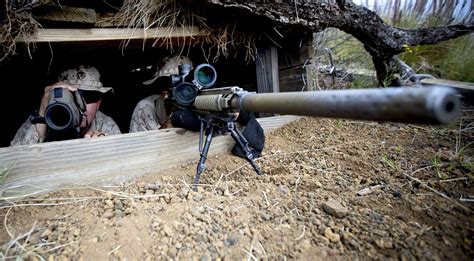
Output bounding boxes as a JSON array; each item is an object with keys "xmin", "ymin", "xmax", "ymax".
[{"xmin": 230, "ymin": 86, "xmax": 460, "ymax": 124}]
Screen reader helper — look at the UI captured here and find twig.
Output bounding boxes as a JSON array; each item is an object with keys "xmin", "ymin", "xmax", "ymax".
[
  {"xmin": 204, "ymin": 205, "xmax": 216, "ymax": 211},
  {"xmin": 262, "ymin": 191, "xmax": 270, "ymax": 206},
  {"xmin": 402, "ymin": 171, "xmax": 470, "ymax": 212},
  {"xmin": 242, "ymin": 247, "xmax": 257, "ymax": 261},
  {"xmin": 213, "ymin": 173, "xmax": 225, "ymax": 195},
  {"xmin": 4, "ymin": 207, "xmax": 27, "ymax": 255},
  {"xmin": 295, "ymin": 176, "xmax": 301, "ymax": 192},
  {"xmin": 108, "ymin": 245, "xmax": 122, "ymax": 256},
  {"xmin": 295, "ymin": 226, "xmax": 306, "ymax": 241},
  {"xmin": 0, "ymin": 199, "xmax": 90, "ymax": 209},
  {"xmin": 429, "ymin": 177, "xmax": 468, "ymax": 183},
  {"xmin": 459, "ymin": 196, "xmax": 474, "ymax": 202},
  {"xmin": 42, "ymin": 241, "xmax": 78, "ymax": 253},
  {"xmin": 231, "ymin": 189, "xmax": 242, "ymax": 196},
  {"xmin": 132, "ymin": 193, "xmax": 168, "ymax": 199}
]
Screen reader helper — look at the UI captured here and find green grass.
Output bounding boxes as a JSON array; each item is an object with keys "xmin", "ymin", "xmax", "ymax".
[
  {"xmin": 0, "ymin": 166, "xmax": 10, "ymax": 184},
  {"xmin": 381, "ymin": 155, "xmax": 400, "ymax": 171},
  {"xmin": 314, "ymin": 16, "xmax": 474, "ymax": 84},
  {"xmin": 400, "ymin": 35, "xmax": 474, "ymax": 82}
]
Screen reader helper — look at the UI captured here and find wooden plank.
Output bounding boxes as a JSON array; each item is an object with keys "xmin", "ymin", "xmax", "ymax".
[
  {"xmin": 278, "ymin": 39, "xmax": 314, "ymax": 91},
  {"xmin": 256, "ymin": 46, "xmax": 280, "ymax": 117},
  {"xmin": 256, "ymin": 46, "xmax": 280, "ymax": 93},
  {"xmin": 0, "ymin": 116, "xmax": 300, "ymax": 197},
  {"xmin": 279, "ymin": 66, "xmax": 306, "ymax": 92},
  {"xmin": 14, "ymin": 27, "xmax": 206, "ymax": 42},
  {"xmin": 421, "ymin": 78, "xmax": 474, "ymax": 91},
  {"xmin": 96, "ymin": 13, "xmax": 130, "ymax": 28},
  {"xmin": 34, "ymin": 6, "xmax": 97, "ymax": 25}
]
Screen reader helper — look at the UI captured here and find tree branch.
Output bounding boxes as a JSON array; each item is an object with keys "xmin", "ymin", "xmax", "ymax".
[{"xmin": 189, "ymin": 0, "xmax": 473, "ymax": 85}]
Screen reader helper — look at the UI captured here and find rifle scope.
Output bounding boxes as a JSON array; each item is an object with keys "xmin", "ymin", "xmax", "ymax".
[
  {"xmin": 44, "ymin": 88, "xmax": 85, "ymax": 131},
  {"xmin": 172, "ymin": 63, "xmax": 217, "ymax": 107}
]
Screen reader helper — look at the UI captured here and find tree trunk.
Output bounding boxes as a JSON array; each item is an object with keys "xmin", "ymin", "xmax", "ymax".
[{"xmin": 189, "ymin": 0, "xmax": 473, "ymax": 85}]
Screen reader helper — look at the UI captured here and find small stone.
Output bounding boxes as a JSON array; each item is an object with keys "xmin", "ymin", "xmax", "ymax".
[
  {"xmin": 225, "ymin": 235, "xmax": 238, "ymax": 246},
  {"xmin": 260, "ymin": 212, "xmax": 272, "ymax": 221},
  {"xmin": 324, "ymin": 227, "xmax": 341, "ymax": 243},
  {"xmin": 278, "ymin": 185, "xmax": 290, "ymax": 194},
  {"xmin": 323, "ymin": 199, "xmax": 349, "ymax": 218},
  {"xmin": 393, "ymin": 191, "xmax": 402, "ymax": 198},
  {"xmin": 103, "ymin": 209, "xmax": 114, "ymax": 219},
  {"xmin": 375, "ymin": 238, "xmax": 393, "ymax": 249},
  {"xmin": 145, "ymin": 183, "xmax": 161, "ymax": 191},
  {"xmin": 41, "ymin": 228, "xmax": 52, "ymax": 238},
  {"xmin": 179, "ymin": 188, "xmax": 189, "ymax": 199},
  {"xmin": 193, "ymin": 194, "xmax": 204, "ymax": 201}
]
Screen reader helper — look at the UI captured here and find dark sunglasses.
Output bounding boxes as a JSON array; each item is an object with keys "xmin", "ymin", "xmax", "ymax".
[{"xmin": 78, "ymin": 90, "xmax": 102, "ymax": 104}]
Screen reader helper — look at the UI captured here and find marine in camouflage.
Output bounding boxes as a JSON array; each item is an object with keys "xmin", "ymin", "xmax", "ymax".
[
  {"xmin": 10, "ymin": 111, "xmax": 121, "ymax": 146},
  {"xmin": 129, "ymin": 94, "xmax": 169, "ymax": 133}
]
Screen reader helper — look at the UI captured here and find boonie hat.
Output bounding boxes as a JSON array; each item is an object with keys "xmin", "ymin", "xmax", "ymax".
[
  {"xmin": 143, "ymin": 55, "xmax": 193, "ymax": 85},
  {"xmin": 58, "ymin": 65, "xmax": 113, "ymax": 93}
]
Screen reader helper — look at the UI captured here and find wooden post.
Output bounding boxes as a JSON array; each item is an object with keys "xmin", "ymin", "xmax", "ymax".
[
  {"xmin": 278, "ymin": 38, "xmax": 315, "ymax": 92},
  {"xmin": 256, "ymin": 46, "xmax": 280, "ymax": 117},
  {"xmin": 256, "ymin": 46, "xmax": 280, "ymax": 94}
]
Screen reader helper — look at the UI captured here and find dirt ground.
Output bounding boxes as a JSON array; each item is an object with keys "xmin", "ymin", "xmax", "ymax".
[{"xmin": 1, "ymin": 105, "xmax": 473, "ymax": 260}]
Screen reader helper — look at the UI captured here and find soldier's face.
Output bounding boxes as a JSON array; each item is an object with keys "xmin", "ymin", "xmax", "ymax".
[{"xmin": 80, "ymin": 100, "xmax": 101, "ymax": 129}]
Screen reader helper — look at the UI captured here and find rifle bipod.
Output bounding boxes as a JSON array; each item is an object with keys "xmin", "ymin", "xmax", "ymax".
[{"xmin": 193, "ymin": 118, "xmax": 262, "ymax": 191}]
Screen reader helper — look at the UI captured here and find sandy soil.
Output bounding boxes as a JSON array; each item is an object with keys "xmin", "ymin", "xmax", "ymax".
[{"xmin": 1, "ymin": 106, "xmax": 473, "ymax": 260}]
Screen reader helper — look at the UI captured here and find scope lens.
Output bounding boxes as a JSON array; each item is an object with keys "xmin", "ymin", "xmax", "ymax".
[
  {"xmin": 45, "ymin": 104, "xmax": 73, "ymax": 130},
  {"xmin": 194, "ymin": 64, "xmax": 216, "ymax": 88},
  {"xmin": 174, "ymin": 83, "xmax": 198, "ymax": 106}
]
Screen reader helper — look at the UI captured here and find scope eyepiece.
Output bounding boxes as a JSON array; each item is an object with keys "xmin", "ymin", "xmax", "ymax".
[{"xmin": 173, "ymin": 82, "xmax": 198, "ymax": 106}]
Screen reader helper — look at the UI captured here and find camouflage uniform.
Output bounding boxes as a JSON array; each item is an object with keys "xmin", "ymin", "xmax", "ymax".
[
  {"xmin": 10, "ymin": 111, "xmax": 121, "ymax": 146},
  {"xmin": 10, "ymin": 65, "xmax": 121, "ymax": 146},
  {"xmin": 129, "ymin": 95, "xmax": 169, "ymax": 133}
]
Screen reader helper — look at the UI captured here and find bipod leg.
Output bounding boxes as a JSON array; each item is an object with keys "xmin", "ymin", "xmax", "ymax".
[
  {"xmin": 227, "ymin": 122, "xmax": 262, "ymax": 176},
  {"xmin": 193, "ymin": 123, "xmax": 215, "ymax": 191}
]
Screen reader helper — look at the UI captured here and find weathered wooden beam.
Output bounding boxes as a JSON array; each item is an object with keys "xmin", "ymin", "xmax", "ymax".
[
  {"xmin": 34, "ymin": 6, "xmax": 97, "ymax": 25},
  {"xmin": 421, "ymin": 78, "xmax": 474, "ymax": 92},
  {"xmin": 13, "ymin": 26, "xmax": 206, "ymax": 42},
  {"xmin": 256, "ymin": 46, "xmax": 280, "ymax": 117},
  {"xmin": 0, "ymin": 116, "xmax": 299, "ymax": 198},
  {"xmin": 256, "ymin": 46, "xmax": 280, "ymax": 94}
]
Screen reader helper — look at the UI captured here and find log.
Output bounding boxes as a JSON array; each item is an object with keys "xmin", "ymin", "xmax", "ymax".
[{"xmin": 0, "ymin": 116, "xmax": 299, "ymax": 198}]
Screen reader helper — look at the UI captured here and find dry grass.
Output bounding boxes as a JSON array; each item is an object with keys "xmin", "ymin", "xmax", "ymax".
[
  {"xmin": 115, "ymin": 0, "xmax": 258, "ymax": 63},
  {"xmin": 0, "ymin": 0, "xmax": 39, "ymax": 62}
]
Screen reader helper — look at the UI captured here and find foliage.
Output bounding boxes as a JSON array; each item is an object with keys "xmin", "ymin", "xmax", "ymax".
[
  {"xmin": 400, "ymin": 35, "xmax": 474, "ymax": 82},
  {"xmin": 315, "ymin": 1, "xmax": 474, "ymax": 85}
]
